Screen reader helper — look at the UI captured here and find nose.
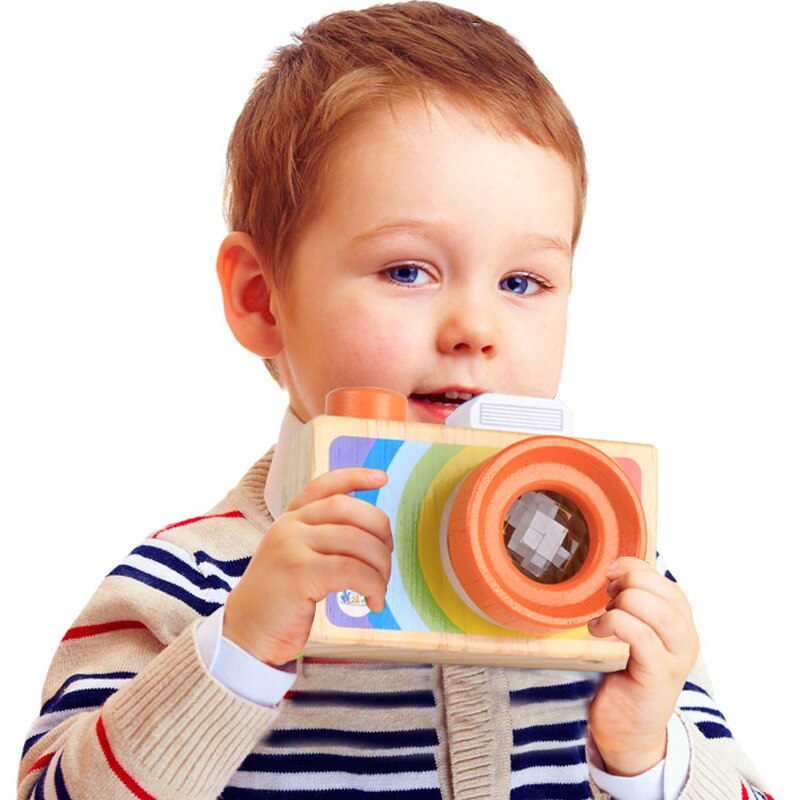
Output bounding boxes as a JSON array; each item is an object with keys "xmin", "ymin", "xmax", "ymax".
[{"xmin": 435, "ymin": 290, "xmax": 499, "ymax": 357}]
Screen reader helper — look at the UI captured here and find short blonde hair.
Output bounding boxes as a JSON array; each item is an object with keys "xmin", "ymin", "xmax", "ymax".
[{"xmin": 223, "ymin": 1, "xmax": 587, "ymax": 388}]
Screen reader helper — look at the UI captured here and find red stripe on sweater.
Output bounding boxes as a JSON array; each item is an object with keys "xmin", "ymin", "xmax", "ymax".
[
  {"xmin": 96, "ymin": 716, "xmax": 156, "ymax": 800},
  {"xmin": 303, "ymin": 658, "xmax": 389, "ymax": 665},
  {"xmin": 25, "ymin": 751, "xmax": 54, "ymax": 775},
  {"xmin": 62, "ymin": 620, "xmax": 147, "ymax": 641},
  {"xmin": 151, "ymin": 510, "xmax": 245, "ymax": 538},
  {"xmin": 741, "ymin": 783, "xmax": 749, "ymax": 799}
]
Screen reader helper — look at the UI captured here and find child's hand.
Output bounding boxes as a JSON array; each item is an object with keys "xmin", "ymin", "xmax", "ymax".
[
  {"xmin": 586, "ymin": 557, "xmax": 700, "ymax": 776},
  {"xmin": 223, "ymin": 468, "xmax": 391, "ymax": 667}
]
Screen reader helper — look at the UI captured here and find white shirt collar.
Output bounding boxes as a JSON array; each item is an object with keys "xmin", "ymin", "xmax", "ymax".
[{"xmin": 264, "ymin": 404, "xmax": 306, "ymax": 521}]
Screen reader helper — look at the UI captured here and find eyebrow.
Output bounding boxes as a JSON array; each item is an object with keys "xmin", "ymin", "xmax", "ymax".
[{"xmin": 349, "ymin": 218, "xmax": 572, "ymax": 255}]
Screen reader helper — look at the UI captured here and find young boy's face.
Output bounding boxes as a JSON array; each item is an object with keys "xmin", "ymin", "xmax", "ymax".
[{"xmin": 272, "ymin": 94, "xmax": 575, "ymax": 425}]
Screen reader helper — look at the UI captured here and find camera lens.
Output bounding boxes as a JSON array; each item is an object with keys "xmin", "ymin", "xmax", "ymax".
[{"xmin": 503, "ymin": 490, "xmax": 589, "ymax": 584}]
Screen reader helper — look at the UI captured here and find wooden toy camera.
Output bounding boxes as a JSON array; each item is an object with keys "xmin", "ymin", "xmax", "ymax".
[{"xmin": 283, "ymin": 387, "xmax": 656, "ymax": 671}]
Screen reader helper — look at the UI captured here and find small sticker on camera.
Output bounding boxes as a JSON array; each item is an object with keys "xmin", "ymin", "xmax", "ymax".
[{"xmin": 336, "ymin": 589, "xmax": 371, "ymax": 617}]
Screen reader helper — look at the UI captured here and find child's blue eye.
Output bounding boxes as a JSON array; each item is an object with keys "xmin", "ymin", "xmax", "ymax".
[
  {"xmin": 500, "ymin": 274, "xmax": 546, "ymax": 296},
  {"xmin": 383, "ymin": 263, "xmax": 549, "ymax": 296},
  {"xmin": 386, "ymin": 264, "xmax": 426, "ymax": 284}
]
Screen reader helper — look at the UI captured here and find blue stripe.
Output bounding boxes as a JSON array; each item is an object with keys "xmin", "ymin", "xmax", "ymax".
[
  {"xmin": 511, "ymin": 782, "xmax": 591, "ymax": 800},
  {"xmin": 513, "ymin": 720, "xmax": 586, "ymax": 747},
  {"xmin": 33, "ymin": 759, "xmax": 46, "ymax": 800},
  {"xmin": 54, "ymin": 753, "xmax": 73, "ymax": 800},
  {"xmin": 354, "ymin": 438, "xmax": 404, "ymax": 506},
  {"xmin": 681, "ymin": 705, "xmax": 726, "ymax": 720},
  {"xmin": 683, "ymin": 680, "xmax": 711, "ymax": 697},
  {"xmin": 221, "ymin": 790, "xmax": 441, "ymax": 799},
  {"xmin": 195, "ymin": 549, "xmax": 251, "ymax": 577},
  {"xmin": 265, "ymin": 727, "xmax": 439, "ymax": 749},
  {"xmin": 41, "ymin": 671, "xmax": 136, "ymax": 715},
  {"xmin": 511, "ymin": 745, "xmax": 586, "ymax": 771},
  {"xmin": 240, "ymin": 751, "xmax": 437, "ymax": 774},
  {"xmin": 696, "ymin": 721, "xmax": 733, "ymax": 739},
  {"xmin": 41, "ymin": 687, "xmax": 118, "ymax": 715},
  {"xmin": 510, "ymin": 679, "xmax": 598, "ymax": 705},
  {"xmin": 126, "ymin": 543, "xmax": 232, "ymax": 591},
  {"xmin": 288, "ymin": 690, "xmax": 436, "ymax": 709},
  {"xmin": 353, "ymin": 438, "xmax": 405, "ymax": 632},
  {"xmin": 108, "ymin": 564, "xmax": 222, "ymax": 615},
  {"xmin": 22, "ymin": 731, "xmax": 45, "ymax": 759}
]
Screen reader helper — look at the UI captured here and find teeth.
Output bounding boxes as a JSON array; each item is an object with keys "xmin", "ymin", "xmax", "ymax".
[{"xmin": 444, "ymin": 391, "xmax": 475, "ymax": 401}]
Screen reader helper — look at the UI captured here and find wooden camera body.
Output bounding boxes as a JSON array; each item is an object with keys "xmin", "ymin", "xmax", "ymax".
[{"xmin": 282, "ymin": 387, "xmax": 657, "ymax": 672}]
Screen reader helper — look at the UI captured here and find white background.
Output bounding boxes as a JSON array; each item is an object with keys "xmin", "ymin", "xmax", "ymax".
[{"xmin": 2, "ymin": 1, "xmax": 795, "ymax": 795}]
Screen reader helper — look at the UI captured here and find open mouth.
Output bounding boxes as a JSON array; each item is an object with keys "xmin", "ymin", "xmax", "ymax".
[{"xmin": 409, "ymin": 391, "xmax": 475, "ymax": 406}]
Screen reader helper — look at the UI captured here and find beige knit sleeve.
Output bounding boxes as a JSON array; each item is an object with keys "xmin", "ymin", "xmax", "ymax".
[
  {"xmin": 671, "ymin": 651, "xmax": 773, "ymax": 799},
  {"xmin": 586, "ymin": 649, "xmax": 773, "ymax": 800},
  {"xmin": 18, "ymin": 539, "xmax": 281, "ymax": 800}
]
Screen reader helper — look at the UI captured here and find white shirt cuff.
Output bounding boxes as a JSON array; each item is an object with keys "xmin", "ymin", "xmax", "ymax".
[
  {"xmin": 195, "ymin": 605, "xmax": 298, "ymax": 707},
  {"xmin": 586, "ymin": 711, "xmax": 690, "ymax": 800}
]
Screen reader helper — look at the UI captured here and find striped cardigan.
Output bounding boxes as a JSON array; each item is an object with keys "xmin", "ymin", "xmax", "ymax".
[{"xmin": 18, "ymin": 447, "xmax": 773, "ymax": 799}]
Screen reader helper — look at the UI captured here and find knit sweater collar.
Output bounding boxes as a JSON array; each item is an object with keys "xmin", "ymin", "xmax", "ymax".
[
  {"xmin": 220, "ymin": 403, "xmax": 305, "ymax": 531},
  {"xmin": 263, "ymin": 404, "xmax": 305, "ymax": 522}
]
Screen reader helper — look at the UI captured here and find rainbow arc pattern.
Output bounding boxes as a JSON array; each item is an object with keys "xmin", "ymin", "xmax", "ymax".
[{"xmin": 324, "ymin": 435, "xmax": 587, "ymax": 641}]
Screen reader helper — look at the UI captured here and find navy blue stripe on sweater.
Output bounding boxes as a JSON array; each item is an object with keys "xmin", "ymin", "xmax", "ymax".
[
  {"xmin": 195, "ymin": 549, "xmax": 251, "ymax": 577},
  {"xmin": 265, "ymin": 727, "xmax": 439, "ymax": 749},
  {"xmin": 108, "ymin": 564, "xmax": 222, "ymax": 615},
  {"xmin": 513, "ymin": 719, "xmax": 587, "ymax": 748},
  {"xmin": 33, "ymin": 763, "xmax": 45, "ymax": 800},
  {"xmin": 41, "ymin": 671, "xmax": 136, "ymax": 715},
  {"xmin": 287, "ymin": 690, "xmax": 436, "ymax": 709},
  {"xmin": 30, "ymin": 753, "xmax": 73, "ymax": 800},
  {"xmin": 54, "ymin": 753, "xmax": 73, "ymax": 800},
  {"xmin": 41, "ymin": 686, "xmax": 119, "ymax": 716},
  {"xmin": 221, "ymin": 790, "xmax": 441, "ymax": 799},
  {"xmin": 681, "ymin": 705, "xmax": 726, "ymax": 720},
  {"xmin": 23, "ymin": 732, "xmax": 45, "ymax": 759},
  {"xmin": 510, "ymin": 782, "xmax": 591, "ymax": 800},
  {"xmin": 511, "ymin": 744, "xmax": 586, "ymax": 771},
  {"xmin": 23, "ymin": 672, "xmax": 136, "ymax": 757},
  {"xmin": 683, "ymin": 680, "xmax": 710, "ymax": 695},
  {"xmin": 125, "ymin": 543, "xmax": 233, "ymax": 591},
  {"xmin": 509, "ymin": 679, "xmax": 597, "ymax": 705},
  {"xmin": 240, "ymin": 751, "xmax": 437, "ymax": 774},
  {"xmin": 694, "ymin": 721, "xmax": 733, "ymax": 739},
  {"xmin": 680, "ymin": 680, "xmax": 733, "ymax": 739}
]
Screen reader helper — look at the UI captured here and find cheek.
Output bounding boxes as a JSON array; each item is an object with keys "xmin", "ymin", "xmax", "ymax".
[
  {"xmin": 505, "ymin": 311, "xmax": 567, "ymax": 391},
  {"xmin": 334, "ymin": 315, "xmax": 415, "ymax": 376}
]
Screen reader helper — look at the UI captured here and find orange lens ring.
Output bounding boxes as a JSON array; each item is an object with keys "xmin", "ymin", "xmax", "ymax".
[
  {"xmin": 454, "ymin": 462, "xmax": 613, "ymax": 630},
  {"xmin": 483, "ymin": 464, "xmax": 615, "ymax": 609},
  {"xmin": 448, "ymin": 436, "xmax": 647, "ymax": 632}
]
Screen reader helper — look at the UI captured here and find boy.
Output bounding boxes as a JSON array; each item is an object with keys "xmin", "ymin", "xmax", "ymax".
[{"xmin": 18, "ymin": 3, "xmax": 771, "ymax": 799}]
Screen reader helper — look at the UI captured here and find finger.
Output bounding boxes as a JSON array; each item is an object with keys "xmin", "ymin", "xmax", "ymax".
[
  {"xmin": 315, "ymin": 554, "xmax": 388, "ymax": 613},
  {"xmin": 308, "ymin": 524, "xmax": 393, "ymax": 585},
  {"xmin": 286, "ymin": 467, "xmax": 388, "ymax": 513},
  {"xmin": 604, "ymin": 587, "xmax": 693, "ymax": 655},
  {"xmin": 588, "ymin": 608, "xmax": 667, "ymax": 672},
  {"xmin": 300, "ymin": 492, "xmax": 394, "ymax": 553},
  {"xmin": 606, "ymin": 556, "xmax": 650, "ymax": 580},
  {"xmin": 607, "ymin": 564, "xmax": 693, "ymax": 624}
]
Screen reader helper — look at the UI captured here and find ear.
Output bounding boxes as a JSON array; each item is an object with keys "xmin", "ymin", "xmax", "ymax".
[{"xmin": 216, "ymin": 232, "xmax": 283, "ymax": 358}]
